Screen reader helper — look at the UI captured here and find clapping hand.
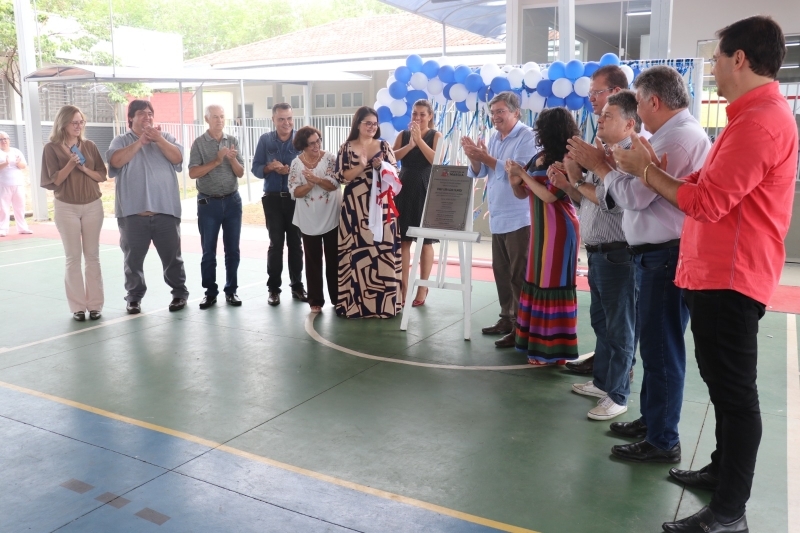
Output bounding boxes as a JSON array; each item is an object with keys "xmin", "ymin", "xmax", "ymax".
[
  {"xmin": 409, "ymin": 121, "xmax": 422, "ymax": 146},
  {"xmin": 505, "ymin": 159, "xmax": 525, "ymax": 186},
  {"xmin": 547, "ymin": 162, "xmax": 571, "ymax": 190},
  {"xmin": 216, "ymin": 146, "xmax": 230, "ymax": 162},
  {"xmin": 225, "ymin": 149, "xmax": 238, "ymax": 162},
  {"xmin": 612, "ymin": 133, "xmax": 667, "ymax": 182},
  {"xmin": 566, "ymin": 136, "xmax": 609, "ymax": 174},
  {"xmin": 302, "ymin": 168, "xmax": 318, "ymax": 184}
]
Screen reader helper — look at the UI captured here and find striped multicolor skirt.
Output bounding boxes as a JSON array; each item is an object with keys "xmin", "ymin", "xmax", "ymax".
[{"xmin": 515, "ymin": 281, "xmax": 579, "ymax": 364}]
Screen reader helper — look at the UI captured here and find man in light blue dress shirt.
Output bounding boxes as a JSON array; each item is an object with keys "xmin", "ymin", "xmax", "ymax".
[{"xmin": 462, "ymin": 92, "xmax": 536, "ymax": 348}]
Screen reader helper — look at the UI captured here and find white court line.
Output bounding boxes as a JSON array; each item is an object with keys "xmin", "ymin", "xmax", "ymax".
[
  {"xmin": 0, "ymin": 243, "xmax": 63, "ymax": 254},
  {"xmin": 787, "ymin": 313, "xmax": 799, "ymax": 533},
  {"xmin": 0, "ymin": 247, "xmax": 117, "ymax": 268},
  {"xmin": 305, "ymin": 312, "xmax": 592, "ymax": 371},
  {"xmin": 0, "ymin": 279, "xmax": 267, "ymax": 355}
]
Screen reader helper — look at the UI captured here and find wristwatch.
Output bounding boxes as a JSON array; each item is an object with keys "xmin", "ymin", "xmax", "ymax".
[{"xmin": 574, "ymin": 178, "xmax": 586, "ymax": 189}]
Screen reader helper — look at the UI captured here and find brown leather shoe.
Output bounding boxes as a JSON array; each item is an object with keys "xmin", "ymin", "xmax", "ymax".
[
  {"xmin": 268, "ymin": 292, "xmax": 280, "ymax": 306},
  {"xmin": 565, "ymin": 355, "xmax": 594, "ymax": 374},
  {"xmin": 494, "ymin": 331, "xmax": 516, "ymax": 348},
  {"xmin": 482, "ymin": 318, "xmax": 513, "ymax": 335}
]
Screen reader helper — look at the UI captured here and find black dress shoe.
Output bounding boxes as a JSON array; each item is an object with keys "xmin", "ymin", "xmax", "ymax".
[
  {"xmin": 225, "ymin": 293, "xmax": 242, "ymax": 306},
  {"xmin": 610, "ymin": 418, "xmax": 648, "ymax": 438},
  {"xmin": 669, "ymin": 465, "xmax": 720, "ymax": 491},
  {"xmin": 565, "ymin": 355, "xmax": 594, "ymax": 374},
  {"xmin": 73, "ymin": 311, "xmax": 86, "ymax": 322},
  {"xmin": 199, "ymin": 296, "xmax": 217, "ymax": 310},
  {"xmin": 662, "ymin": 506, "xmax": 748, "ymax": 533},
  {"xmin": 168, "ymin": 298, "xmax": 187, "ymax": 312},
  {"xmin": 495, "ymin": 331, "xmax": 516, "ymax": 348},
  {"xmin": 291, "ymin": 288, "xmax": 308, "ymax": 302},
  {"xmin": 482, "ymin": 318, "xmax": 513, "ymax": 335},
  {"xmin": 89, "ymin": 310, "xmax": 101, "ymax": 320},
  {"xmin": 612, "ymin": 440, "xmax": 681, "ymax": 463},
  {"xmin": 126, "ymin": 301, "xmax": 141, "ymax": 314},
  {"xmin": 268, "ymin": 292, "xmax": 280, "ymax": 306}
]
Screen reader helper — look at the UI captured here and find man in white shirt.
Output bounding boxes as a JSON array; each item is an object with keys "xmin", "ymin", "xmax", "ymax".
[{"xmin": 0, "ymin": 133, "xmax": 33, "ymax": 236}]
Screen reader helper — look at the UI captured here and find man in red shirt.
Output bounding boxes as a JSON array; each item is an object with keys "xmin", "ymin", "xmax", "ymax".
[{"xmin": 614, "ymin": 15, "xmax": 797, "ymax": 533}]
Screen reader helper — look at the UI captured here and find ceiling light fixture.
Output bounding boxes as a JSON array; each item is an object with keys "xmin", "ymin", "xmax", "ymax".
[{"xmin": 626, "ymin": 11, "xmax": 651, "ymax": 16}]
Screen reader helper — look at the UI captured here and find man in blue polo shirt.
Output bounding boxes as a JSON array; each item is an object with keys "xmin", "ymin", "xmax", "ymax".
[
  {"xmin": 462, "ymin": 92, "xmax": 535, "ymax": 348},
  {"xmin": 252, "ymin": 103, "xmax": 307, "ymax": 306}
]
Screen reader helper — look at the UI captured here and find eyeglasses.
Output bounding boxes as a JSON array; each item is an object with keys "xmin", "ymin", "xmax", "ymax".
[
  {"xmin": 0, "ymin": 138, "xmax": 9, "ymax": 142},
  {"xmin": 361, "ymin": 121, "xmax": 378, "ymax": 128},
  {"xmin": 588, "ymin": 88, "xmax": 614, "ymax": 98},
  {"xmin": 709, "ymin": 56, "xmax": 718, "ymax": 68},
  {"xmin": 307, "ymin": 139, "xmax": 322, "ymax": 147},
  {"xmin": 489, "ymin": 108, "xmax": 509, "ymax": 117},
  {"xmin": 70, "ymin": 120, "xmax": 86, "ymax": 127}
]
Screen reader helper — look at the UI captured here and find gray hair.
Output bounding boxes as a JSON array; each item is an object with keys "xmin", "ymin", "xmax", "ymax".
[
  {"xmin": 633, "ymin": 65, "xmax": 689, "ymax": 111},
  {"xmin": 606, "ymin": 90, "xmax": 642, "ymax": 133},
  {"xmin": 204, "ymin": 104, "xmax": 224, "ymax": 119},
  {"xmin": 489, "ymin": 91, "xmax": 520, "ymax": 114}
]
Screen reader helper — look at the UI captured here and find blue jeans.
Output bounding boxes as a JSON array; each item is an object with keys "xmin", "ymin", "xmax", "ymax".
[
  {"xmin": 588, "ymin": 249, "xmax": 637, "ymax": 406},
  {"xmin": 197, "ymin": 192, "xmax": 242, "ymax": 298},
  {"xmin": 635, "ymin": 245, "xmax": 688, "ymax": 450}
]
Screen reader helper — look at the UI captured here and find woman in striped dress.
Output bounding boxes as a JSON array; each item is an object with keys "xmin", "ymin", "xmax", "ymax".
[{"xmin": 506, "ymin": 107, "xmax": 580, "ymax": 365}]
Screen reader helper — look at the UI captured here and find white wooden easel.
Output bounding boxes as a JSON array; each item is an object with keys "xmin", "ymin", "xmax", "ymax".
[{"xmin": 400, "ymin": 143, "xmax": 481, "ymax": 340}]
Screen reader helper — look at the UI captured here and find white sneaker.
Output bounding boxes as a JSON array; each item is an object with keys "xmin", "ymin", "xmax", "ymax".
[
  {"xmin": 571, "ymin": 380, "xmax": 606, "ymax": 398},
  {"xmin": 588, "ymin": 396, "xmax": 627, "ymax": 420}
]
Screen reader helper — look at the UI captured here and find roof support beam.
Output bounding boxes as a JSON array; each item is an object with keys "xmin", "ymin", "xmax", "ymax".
[
  {"xmin": 505, "ymin": 0, "xmax": 522, "ymax": 65},
  {"xmin": 650, "ymin": 0, "xmax": 673, "ymax": 59},
  {"xmin": 557, "ymin": 0, "xmax": 575, "ymax": 63}
]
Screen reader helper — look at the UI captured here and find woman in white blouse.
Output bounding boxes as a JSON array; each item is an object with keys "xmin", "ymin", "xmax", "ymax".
[{"xmin": 288, "ymin": 126, "xmax": 342, "ymax": 313}]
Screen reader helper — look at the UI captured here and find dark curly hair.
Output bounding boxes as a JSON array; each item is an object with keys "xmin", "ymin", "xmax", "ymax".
[
  {"xmin": 532, "ymin": 108, "xmax": 580, "ymax": 169},
  {"xmin": 293, "ymin": 126, "xmax": 322, "ymax": 151}
]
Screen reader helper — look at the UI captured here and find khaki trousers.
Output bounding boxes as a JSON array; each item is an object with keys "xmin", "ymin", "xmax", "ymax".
[{"xmin": 54, "ymin": 198, "xmax": 105, "ymax": 312}]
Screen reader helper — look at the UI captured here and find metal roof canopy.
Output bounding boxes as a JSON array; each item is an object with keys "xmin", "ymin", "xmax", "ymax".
[{"xmin": 379, "ymin": 0, "xmax": 507, "ymax": 41}]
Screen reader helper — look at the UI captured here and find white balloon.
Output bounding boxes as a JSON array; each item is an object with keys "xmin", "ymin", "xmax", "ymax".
[
  {"xmin": 466, "ymin": 92, "xmax": 478, "ymax": 111},
  {"xmin": 390, "ymin": 99, "xmax": 408, "ymax": 117},
  {"xmin": 380, "ymin": 122, "xmax": 397, "ymax": 139},
  {"xmin": 552, "ymin": 78, "xmax": 573, "ymax": 99},
  {"xmin": 522, "ymin": 62, "xmax": 540, "ymax": 73},
  {"xmin": 540, "ymin": 68, "xmax": 549, "ymax": 81},
  {"xmin": 433, "ymin": 92, "xmax": 447, "ymax": 106},
  {"xmin": 410, "ymin": 72, "xmax": 428, "ymax": 90},
  {"xmin": 523, "ymin": 69, "xmax": 542, "ymax": 89},
  {"xmin": 502, "ymin": 65, "xmax": 513, "ymax": 73},
  {"xmin": 427, "ymin": 77, "xmax": 444, "ymax": 95},
  {"xmin": 529, "ymin": 92, "xmax": 546, "ymax": 113},
  {"xmin": 449, "ymin": 83, "xmax": 469, "ymax": 102},
  {"xmin": 573, "ymin": 76, "xmax": 591, "ymax": 97},
  {"xmin": 376, "ymin": 88, "xmax": 394, "ymax": 107},
  {"xmin": 481, "ymin": 63, "xmax": 500, "ymax": 85},
  {"xmin": 507, "ymin": 68, "xmax": 525, "ymax": 89},
  {"xmin": 620, "ymin": 64, "xmax": 635, "ymax": 85},
  {"xmin": 386, "ymin": 75, "xmax": 396, "ymax": 89},
  {"xmin": 520, "ymin": 91, "xmax": 530, "ymax": 110}
]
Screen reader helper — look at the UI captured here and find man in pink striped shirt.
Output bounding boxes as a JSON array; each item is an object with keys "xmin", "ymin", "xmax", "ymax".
[{"xmin": 615, "ymin": 15, "xmax": 798, "ymax": 533}]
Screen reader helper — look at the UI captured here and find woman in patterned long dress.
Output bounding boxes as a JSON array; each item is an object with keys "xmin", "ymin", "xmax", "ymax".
[
  {"xmin": 335, "ymin": 106, "xmax": 401, "ymax": 318},
  {"xmin": 506, "ymin": 107, "xmax": 580, "ymax": 365}
]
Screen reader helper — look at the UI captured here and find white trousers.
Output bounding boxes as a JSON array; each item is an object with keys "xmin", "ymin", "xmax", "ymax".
[
  {"xmin": 0, "ymin": 185, "xmax": 30, "ymax": 234},
  {"xmin": 53, "ymin": 198, "xmax": 105, "ymax": 312}
]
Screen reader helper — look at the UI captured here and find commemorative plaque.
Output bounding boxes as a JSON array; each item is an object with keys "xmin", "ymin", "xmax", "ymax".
[{"xmin": 420, "ymin": 165, "xmax": 472, "ymax": 232}]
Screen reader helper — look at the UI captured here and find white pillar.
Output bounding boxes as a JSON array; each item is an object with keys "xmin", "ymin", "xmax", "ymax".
[
  {"xmin": 303, "ymin": 83, "xmax": 312, "ymax": 127},
  {"xmin": 649, "ymin": 0, "xmax": 673, "ymax": 59},
  {"xmin": 505, "ymin": 0, "xmax": 522, "ymax": 65},
  {"xmin": 13, "ymin": 0, "xmax": 47, "ymax": 220},
  {"xmin": 557, "ymin": 0, "xmax": 575, "ymax": 63}
]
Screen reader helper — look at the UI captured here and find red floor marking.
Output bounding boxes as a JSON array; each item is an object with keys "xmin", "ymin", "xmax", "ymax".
[{"xmin": 15, "ymin": 224, "xmax": 800, "ymax": 314}]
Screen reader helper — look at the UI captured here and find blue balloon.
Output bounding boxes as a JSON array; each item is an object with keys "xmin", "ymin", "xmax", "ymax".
[
  {"xmin": 454, "ymin": 65, "xmax": 472, "ymax": 84},
  {"xmin": 565, "ymin": 92, "xmax": 584, "ymax": 111},
  {"xmin": 599, "ymin": 53, "xmax": 620, "ymax": 66},
  {"xmin": 565, "ymin": 60, "xmax": 584, "ymax": 81},
  {"xmin": 487, "ymin": 88, "xmax": 496, "ymax": 101},
  {"xmin": 438, "ymin": 65, "xmax": 455, "ymax": 84},
  {"xmin": 394, "ymin": 66, "xmax": 412, "ymax": 84},
  {"xmin": 406, "ymin": 54, "xmax": 424, "ymax": 73},
  {"xmin": 536, "ymin": 79, "xmax": 554, "ymax": 97},
  {"xmin": 546, "ymin": 96, "xmax": 566, "ymax": 108},
  {"xmin": 377, "ymin": 106, "xmax": 393, "ymax": 123},
  {"xmin": 455, "ymin": 100, "xmax": 470, "ymax": 113},
  {"xmin": 422, "ymin": 60, "xmax": 440, "ymax": 79},
  {"xmin": 584, "ymin": 96, "xmax": 592, "ymax": 109},
  {"xmin": 477, "ymin": 87, "xmax": 490, "ymax": 102},
  {"xmin": 407, "ymin": 90, "xmax": 428, "ymax": 103},
  {"xmin": 443, "ymin": 83, "xmax": 455, "ymax": 100},
  {"xmin": 389, "ymin": 81, "xmax": 408, "ymax": 100},
  {"xmin": 583, "ymin": 61, "xmax": 600, "ymax": 77},
  {"xmin": 465, "ymin": 73, "xmax": 483, "ymax": 93},
  {"xmin": 490, "ymin": 76, "xmax": 511, "ymax": 94},
  {"xmin": 392, "ymin": 114, "xmax": 411, "ymax": 131},
  {"xmin": 548, "ymin": 61, "xmax": 566, "ymax": 80}
]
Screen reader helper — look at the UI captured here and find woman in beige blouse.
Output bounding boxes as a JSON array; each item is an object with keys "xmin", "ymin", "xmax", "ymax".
[{"xmin": 41, "ymin": 105, "xmax": 108, "ymax": 321}]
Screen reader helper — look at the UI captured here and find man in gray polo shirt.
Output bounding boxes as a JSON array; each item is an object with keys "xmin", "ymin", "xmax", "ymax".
[
  {"xmin": 189, "ymin": 105, "xmax": 244, "ymax": 309},
  {"xmin": 107, "ymin": 99, "xmax": 188, "ymax": 314}
]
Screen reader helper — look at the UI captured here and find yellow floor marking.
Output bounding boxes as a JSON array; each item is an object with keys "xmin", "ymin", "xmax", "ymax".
[
  {"xmin": 306, "ymin": 312, "xmax": 592, "ymax": 371},
  {"xmin": 787, "ymin": 314, "xmax": 799, "ymax": 533},
  {"xmin": 0, "ymin": 379, "xmax": 540, "ymax": 533}
]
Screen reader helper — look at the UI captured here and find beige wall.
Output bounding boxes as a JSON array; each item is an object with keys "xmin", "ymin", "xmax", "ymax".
[{"xmin": 670, "ymin": 0, "xmax": 800, "ymax": 58}]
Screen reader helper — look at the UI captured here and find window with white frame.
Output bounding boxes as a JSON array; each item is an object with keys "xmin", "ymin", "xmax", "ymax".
[
  {"xmin": 267, "ymin": 96, "xmax": 274, "ymax": 110},
  {"xmin": 341, "ymin": 92, "xmax": 363, "ymax": 108},
  {"xmin": 315, "ymin": 93, "xmax": 336, "ymax": 109},
  {"xmin": 290, "ymin": 95, "xmax": 304, "ymax": 109}
]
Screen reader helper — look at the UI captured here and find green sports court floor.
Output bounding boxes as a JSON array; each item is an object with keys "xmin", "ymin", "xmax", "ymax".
[{"xmin": 0, "ymin": 225, "xmax": 797, "ymax": 532}]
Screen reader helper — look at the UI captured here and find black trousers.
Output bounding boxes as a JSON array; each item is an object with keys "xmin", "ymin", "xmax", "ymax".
[
  {"xmin": 683, "ymin": 289, "xmax": 766, "ymax": 520},
  {"xmin": 301, "ymin": 227, "xmax": 338, "ymax": 307},
  {"xmin": 261, "ymin": 195, "xmax": 303, "ymax": 293}
]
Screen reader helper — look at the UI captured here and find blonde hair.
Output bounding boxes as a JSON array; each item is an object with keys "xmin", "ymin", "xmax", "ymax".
[
  {"xmin": 412, "ymin": 99, "xmax": 435, "ymax": 129},
  {"xmin": 49, "ymin": 105, "xmax": 85, "ymax": 144}
]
